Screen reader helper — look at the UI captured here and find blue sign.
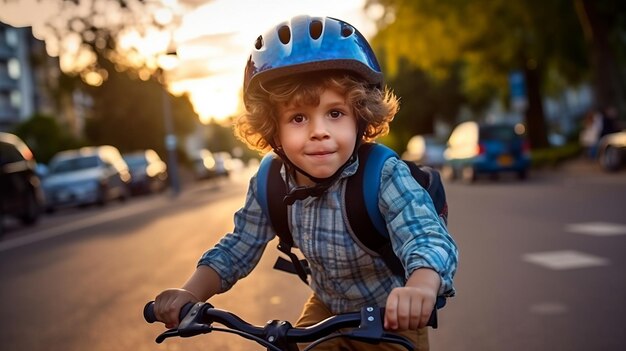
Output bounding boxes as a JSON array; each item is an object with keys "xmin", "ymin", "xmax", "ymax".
[{"xmin": 509, "ymin": 71, "xmax": 526, "ymax": 99}]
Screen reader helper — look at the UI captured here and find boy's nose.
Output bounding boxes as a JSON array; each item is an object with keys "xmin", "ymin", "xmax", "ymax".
[{"xmin": 309, "ymin": 117, "xmax": 330, "ymax": 140}]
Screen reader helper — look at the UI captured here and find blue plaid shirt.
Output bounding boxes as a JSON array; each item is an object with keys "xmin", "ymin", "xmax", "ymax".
[{"xmin": 199, "ymin": 156, "xmax": 458, "ymax": 314}]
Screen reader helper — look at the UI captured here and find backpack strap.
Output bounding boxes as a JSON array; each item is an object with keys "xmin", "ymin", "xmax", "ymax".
[
  {"xmin": 257, "ymin": 153, "xmax": 309, "ymax": 284},
  {"xmin": 344, "ymin": 143, "xmax": 394, "ymax": 249},
  {"xmin": 345, "ymin": 143, "xmax": 449, "ymax": 278},
  {"xmin": 347, "ymin": 144, "xmax": 450, "ymax": 323},
  {"xmin": 258, "ymin": 153, "xmax": 291, "ymax": 244},
  {"xmin": 346, "ymin": 143, "xmax": 406, "ymax": 277}
]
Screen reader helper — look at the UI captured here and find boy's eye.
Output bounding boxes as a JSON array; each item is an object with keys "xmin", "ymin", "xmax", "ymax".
[
  {"xmin": 291, "ymin": 114, "xmax": 306, "ymax": 124},
  {"xmin": 329, "ymin": 110, "xmax": 344, "ymax": 119}
]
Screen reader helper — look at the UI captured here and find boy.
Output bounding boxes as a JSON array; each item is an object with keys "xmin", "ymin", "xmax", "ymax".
[{"xmin": 153, "ymin": 15, "xmax": 458, "ymax": 350}]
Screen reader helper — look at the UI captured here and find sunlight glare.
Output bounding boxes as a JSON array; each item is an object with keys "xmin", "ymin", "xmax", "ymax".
[
  {"xmin": 154, "ymin": 8, "xmax": 174, "ymax": 26},
  {"xmin": 158, "ymin": 54, "xmax": 180, "ymax": 71},
  {"xmin": 169, "ymin": 0, "xmax": 372, "ymax": 121},
  {"xmin": 0, "ymin": 0, "xmax": 374, "ymax": 122},
  {"xmin": 170, "ymin": 75, "xmax": 243, "ymax": 124}
]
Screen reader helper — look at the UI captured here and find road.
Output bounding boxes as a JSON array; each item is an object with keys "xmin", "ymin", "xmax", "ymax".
[
  {"xmin": 433, "ymin": 167, "xmax": 626, "ymax": 351},
  {"xmin": 0, "ymin": 163, "xmax": 625, "ymax": 350}
]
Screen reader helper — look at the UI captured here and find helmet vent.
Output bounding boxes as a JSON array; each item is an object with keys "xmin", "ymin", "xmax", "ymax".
[
  {"xmin": 254, "ymin": 35, "xmax": 264, "ymax": 50},
  {"xmin": 309, "ymin": 20, "xmax": 323, "ymax": 39},
  {"xmin": 341, "ymin": 25, "xmax": 354, "ymax": 37},
  {"xmin": 278, "ymin": 25, "xmax": 291, "ymax": 44}
]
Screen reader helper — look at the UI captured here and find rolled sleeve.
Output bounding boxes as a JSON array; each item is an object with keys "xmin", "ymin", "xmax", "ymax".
[
  {"xmin": 198, "ymin": 174, "xmax": 275, "ymax": 292},
  {"xmin": 378, "ymin": 158, "xmax": 458, "ymax": 296}
]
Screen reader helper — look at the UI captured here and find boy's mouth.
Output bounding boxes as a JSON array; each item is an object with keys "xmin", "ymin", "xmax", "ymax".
[{"xmin": 306, "ymin": 150, "xmax": 335, "ymax": 156}]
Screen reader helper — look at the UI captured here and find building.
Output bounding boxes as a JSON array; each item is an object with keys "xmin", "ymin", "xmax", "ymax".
[
  {"xmin": 0, "ymin": 22, "xmax": 37, "ymax": 131},
  {"xmin": 0, "ymin": 22, "xmax": 89, "ymax": 136}
]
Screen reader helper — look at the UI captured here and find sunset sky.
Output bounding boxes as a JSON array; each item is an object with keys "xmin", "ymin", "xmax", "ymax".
[{"xmin": 1, "ymin": 0, "xmax": 381, "ymax": 123}]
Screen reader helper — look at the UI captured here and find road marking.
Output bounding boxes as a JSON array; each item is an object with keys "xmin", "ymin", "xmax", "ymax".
[
  {"xmin": 0, "ymin": 202, "xmax": 163, "ymax": 253},
  {"xmin": 0, "ymin": 178, "xmax": 250, "ymax": 253},
  {"xmin": 566, "ymin": 222, "xmax": 626, "ymax": 236},
  {"xmin": 523, "ymin": 250, "xmax": 609, "ymax": 270},
  {"xmin": 529, "ymin": 302, "xmax": 568, "ymax": 315}
]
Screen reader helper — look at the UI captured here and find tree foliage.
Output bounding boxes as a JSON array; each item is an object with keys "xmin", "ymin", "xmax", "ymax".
[
  {"xmin": 83, "ymin": 57, "xmax": 197, "ymax": 157},
  {"xmin": 3, "ymin": 0, "xmax": 203, "ymax": 158},
  {"xmin": 3, "ymin": 0, "xmax": 183, "ymax": 83},
  {"xmin": 368, "ymin": 0, "xmax": 624, "ymax": 148},
  {"xmin": 12, "ymin": 114, "xmax": 84, "ymax": 164},
  {"xmin": 383, "ymin": 60, "xmax": 465, "ymax": 151}
]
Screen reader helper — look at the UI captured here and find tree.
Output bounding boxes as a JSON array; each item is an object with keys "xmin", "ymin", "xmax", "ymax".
[
  {"xmin": 575, "ymin": 0, "xmax": 626, "ymax": 112},
  {"xmin": 3, "ymin": 0, "xmax": 202, "ymax": 157},
  {"xmin": 1, "ymin": 0, "xmax": 187, "ymax": 84},
  {"xmin": 83, "ymin": 57, "xmax": 197, "ymax": 157},
  {"xmin": 381, "ymin": 59, "xmax": 465, "ymax": 151},
  {"xmin": 12, "ymin": 114, "xmax": 84, "ymax": 163},
  {"xmin": 369, "ymin": 0, "xmax": 594, "ymax": 149}
]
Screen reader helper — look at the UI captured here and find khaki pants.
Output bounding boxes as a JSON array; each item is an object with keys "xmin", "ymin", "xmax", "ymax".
[{"xmin": 295, "ymin": 294, "xmax": 429, "ymax": 351}]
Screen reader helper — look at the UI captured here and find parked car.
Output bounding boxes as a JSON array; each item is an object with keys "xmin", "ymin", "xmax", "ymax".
[
  {"xmin": 191, "ymin": 149, "xmax": 218, "ymax": 180},
  {"xmin": 123, "ymin": 149, "xmax": 168, "ymax": 194},
  {"xmin": 442, "ymin": 121, "xmax": 531, "ymax": 182},
  {"xmin": 213, "ymin": 151, "xmax": 233, "ymax": 177},
  {"xmin": 597, "ymin": 130, "xmax": 626, "ymax": 172},
  {"xmin": 401, "ymin": 134, "xmax": 446, "ymax": 168},
  {"xmin": 42, "ymin": 145, "xmax": 131, "ymax": 211},
  {"xmin": 0, "ymin": 132, "xmax": 45, "ymax": 226}
]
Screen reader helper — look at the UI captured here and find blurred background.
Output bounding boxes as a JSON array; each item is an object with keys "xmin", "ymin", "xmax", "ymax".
[
  {"xmin": 0, "ymin": 1, "xmax": 625, "ymax": 350},
  {"xmin": 0, "ymin": 0, "xmax": 625, "ymax": 177}
]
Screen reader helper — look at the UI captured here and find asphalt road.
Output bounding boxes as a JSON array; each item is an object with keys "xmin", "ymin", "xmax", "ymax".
[
  {"xmin": 432, "ymin": 167, "xmax": 626, "ymax": 351},
  {"xmin": 0, "ymin": 163, "xmax": 625, "ymax": 351}
]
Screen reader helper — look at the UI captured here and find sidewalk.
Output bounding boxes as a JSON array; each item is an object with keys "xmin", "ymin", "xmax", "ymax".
[{"xmin": 556, "ymin": 157, "xmax": 604, "ymax": 175}]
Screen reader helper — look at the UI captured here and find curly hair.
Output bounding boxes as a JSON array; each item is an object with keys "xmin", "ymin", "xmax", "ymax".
[{"xmin": 235, "ymin": 72, "xmax": 399, "ymax": 153}]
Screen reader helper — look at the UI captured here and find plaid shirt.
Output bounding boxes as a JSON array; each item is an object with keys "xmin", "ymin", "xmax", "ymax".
[{"xmin": 199, "ymin": 156, "xmax": 458, "ymax": 314}]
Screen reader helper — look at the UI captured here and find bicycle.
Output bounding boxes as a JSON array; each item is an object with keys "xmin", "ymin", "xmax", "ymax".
[{"xmin": 144, "ymin": 298, "xmax": 444, "ymax": 351}]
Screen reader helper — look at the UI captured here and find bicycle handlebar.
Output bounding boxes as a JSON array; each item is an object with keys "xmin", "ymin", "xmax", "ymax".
[{"xmin": 144, "ymin": 300, "xmax": 442, "ymax": 351}]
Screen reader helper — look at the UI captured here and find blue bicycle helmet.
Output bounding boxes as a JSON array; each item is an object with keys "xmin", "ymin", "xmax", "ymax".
[{"xmin": 243, "ymin": 15, "xmax": 383, "ymax": 104}]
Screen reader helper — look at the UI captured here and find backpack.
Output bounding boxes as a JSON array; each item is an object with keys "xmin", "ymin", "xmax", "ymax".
[{"xmin": 256, "ymin": 142, "xmax": 449, "ymax": 286}]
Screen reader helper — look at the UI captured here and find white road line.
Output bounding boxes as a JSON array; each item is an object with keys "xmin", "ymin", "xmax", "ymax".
[
  {"xmin": 566, "ymin": 222, "xmax": 626, "ymax": 236},
  {"xmin": 529, "ymin": 302, "xmax": 568, "ymax": 315},
  {"xmin": 0, "ymin": 174, "xmax": 253, "ymax": 253},
  {"xmin": 522, "ymin": 250, "xmax": 609, "ymax": 270},
  {"xmin": 0, "ymin": 202, "xmax": 161, "ymax": 253}
]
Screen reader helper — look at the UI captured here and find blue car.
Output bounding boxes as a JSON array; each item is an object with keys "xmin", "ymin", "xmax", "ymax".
[{"xmin": 442, "ymin": 121, "xmax": 531, "ymax": 183}]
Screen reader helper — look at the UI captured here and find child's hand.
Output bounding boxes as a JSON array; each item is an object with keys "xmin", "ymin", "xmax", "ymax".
[
  {"xmin": 384, "ymin": 286, "xmax": 437, "ymax": 330},
  {"xmin": 153, "ymin": 288, "xmax": 200, "ymax": 329},
  {"xmin": 384, "ymin": 268, "xmax": 441, "ymax": 330}
]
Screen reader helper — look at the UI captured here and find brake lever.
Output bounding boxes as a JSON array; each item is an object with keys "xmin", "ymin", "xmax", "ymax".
[
  {"xmin": 155, "ymin": 302, "xmax": 214, "ymax": 343},
  {"xmin": 155, "ymin": 329, "xmax": 180, "ymax": 344},
  {"xmin": 155, "ymin": 325, "xmax": 214, "ymax": 344}
]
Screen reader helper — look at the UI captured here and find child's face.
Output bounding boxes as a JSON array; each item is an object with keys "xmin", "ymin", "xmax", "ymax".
[{"xmin": 276, "ymin": 88, "xmax": 357, "ymax": 186}]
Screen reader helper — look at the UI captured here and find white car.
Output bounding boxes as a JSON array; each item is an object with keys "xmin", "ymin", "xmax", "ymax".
[
  {"xmin": 402, "ymin": 134, "xmax": 446, "ymax": 169},
  {"xmin": 43, "ymin": 146, "xmax": 131, "ymax": 211},
  {"xmin": 597, "ymin": 130, "xmax": 626, "ymax": 172},
  {"xmin": 213, "ymin": 152, "xmax": 233, "ymax": 177}
]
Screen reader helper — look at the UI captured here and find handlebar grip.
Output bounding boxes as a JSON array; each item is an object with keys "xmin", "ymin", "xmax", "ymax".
[{"xmin": 143, "ymin": 301, "xmax": 194, "ymax": 324}]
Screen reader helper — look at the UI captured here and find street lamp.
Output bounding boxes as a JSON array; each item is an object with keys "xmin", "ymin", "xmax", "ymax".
[{"xmin": 158, "ymin": 51, "xmax": 181, "ymax": 196}]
